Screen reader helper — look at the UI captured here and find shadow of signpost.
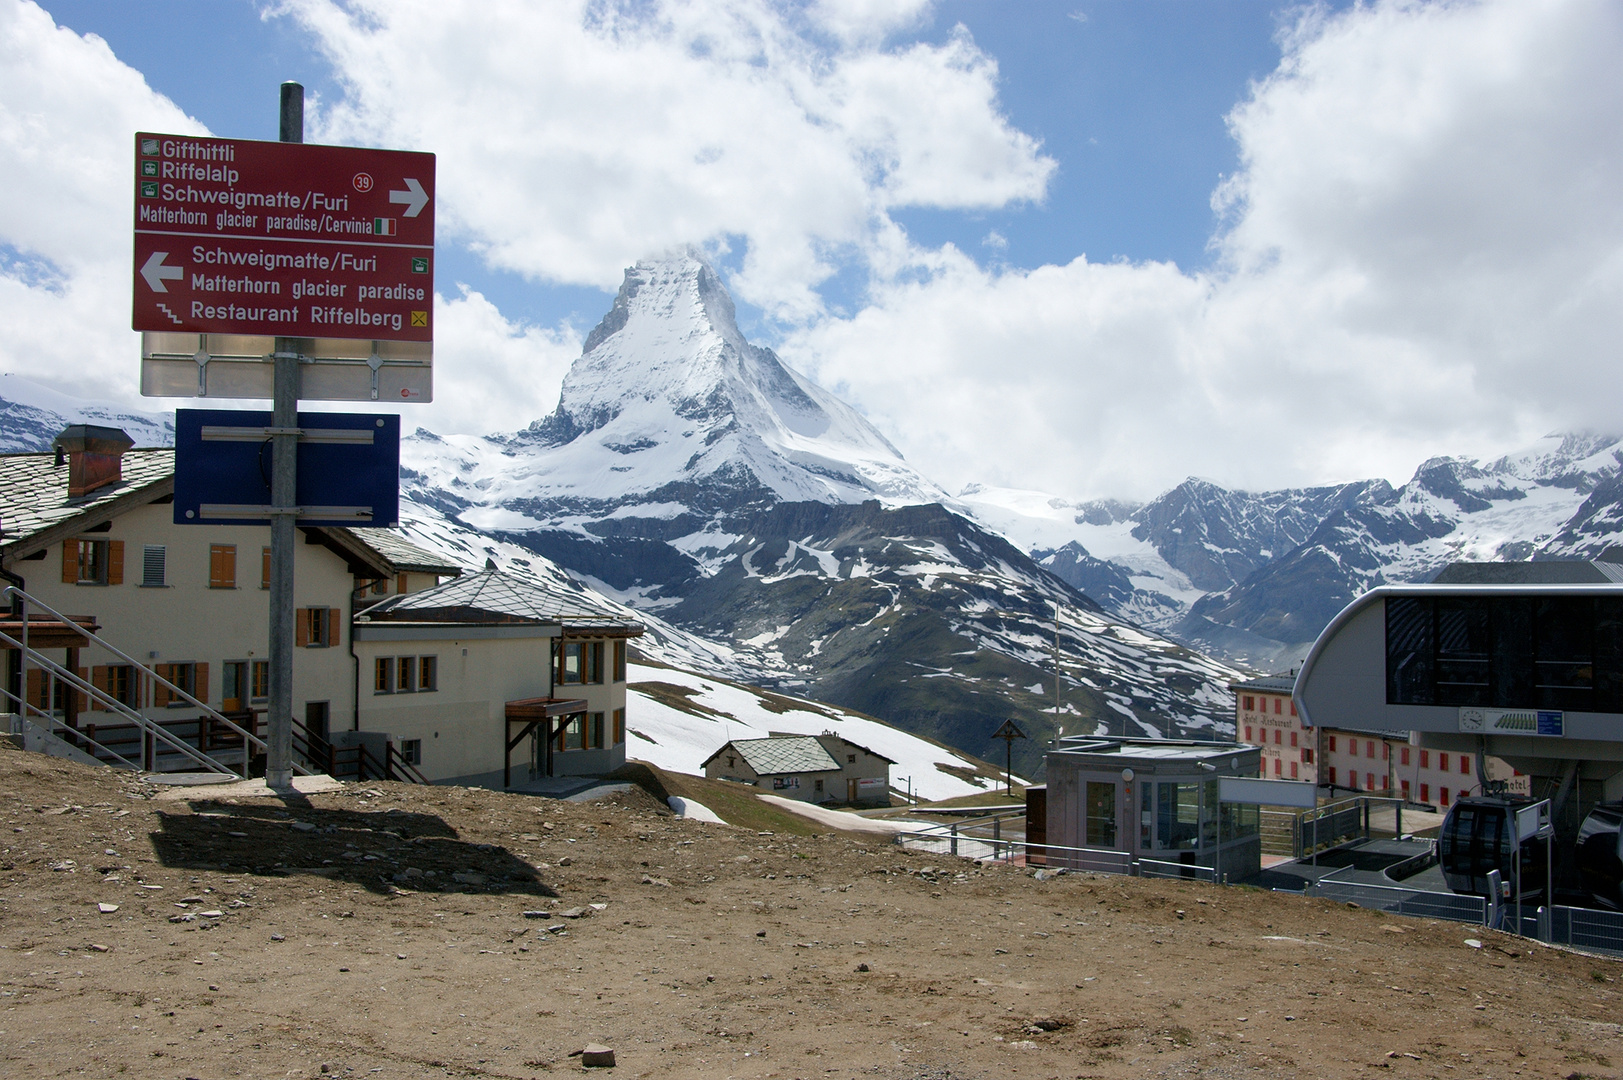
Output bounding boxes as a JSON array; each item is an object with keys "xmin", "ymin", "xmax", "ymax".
[{"xmin": 150, "ymin": 800, "xmax": 560, "ymax": 897}]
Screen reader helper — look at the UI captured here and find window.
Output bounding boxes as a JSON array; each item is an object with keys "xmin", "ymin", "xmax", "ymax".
[
  {"xmin": 261, "ymin": 547, "xmax": 271, "ymax": 590},
  {"xmin": 558, "ymin": 714, "xmax": 586, "ymax": 751},
  {"xmin": 1366, "ymin": 740, "xmax": 1375, "ymax": 758},
  {"xmin": 1274, "ymin": 729, "xmax": 1282, "ymax": 745},
  {"xmin": 1350, "ymin": 772, "xmax": 1360, "ymax": 790},
  {"xmin": 251, "ymin": 660, "xmax": 269, "ymax": 701},
  {"xmin": 1329, "ymin": 735, "xmax": 1337, "ymax": 752},
  {"xmin": 589, "ymin": 712, "xmax": 605, "ymax": 749},
  {"xmin": 1420, "ymin": 783, "xmax": 1430, "ymax": 803},
  {"xmin": 1439, "ymin": 753, "xmax": 1449, "ymax": 773},
  {"xmin": 1290, "ymin": 761, "xmax": 1299, "ymax": 779},
  {"xmin": 847, "ymin": 754, "xmax": 857, "ymax": 764},
  {"xmin": 400, "ymin": 739, "xmax": 422, "ymax": 766},
  {"xmin": 1440, "ymin": 787, "xmax": 1450, "ymax": 807},
  {"xmin": 1290, "ymin": 731, "xmax": 1298, "ymax": 748},
  {"xmin": 613, "ymin": 640, "xmax": 626, "ymax": 682},
  {"xmin": 1420, "ymin": 749, "xmax": 1429, "ymax": 768},
  {"xmin": 1244, "ymin": 725, "xmax": 1252, "ymax": 741},
  {"xmin": 1460, "ymin": 755, "xmax": 1471, "ymax": 776},
  {"xmin": 1382, "ymin": 742, "xmax": 1390, "ymax": 761},
  {"xmin": 1303, "ymin": 748, "xmax": 1314, "ymax": 764},
  {"xmin": 397, "ymin": 573, "xmax": 409, "ymax": 594},
  {"xmin": 559, "ymin": 642, "xmax": 584, "ymax": 684},
  {"xmin": 814, "ymin": 778, "xmax": 824, "ymax": 793},
  {"xmin": 1348, "ymin": 739, "xmax": 1357, "ymax": 757},
  {"xmin": 1243, "ymin": 695, "xmax": 1254, "ymax": 711},
  {"xmin": 1328, "ymin": 767, "xmax": 1337, "ymax": 785},
  {"xmin": 92, "ymin": 664, "xmax": 140, "ymax": 708},
  {"xmin": 375, "ymin": 657, "xmax": 396, "ymax": 694},
  {"xmin": 63, "ymin": 538, "xmax": 120, "ymax": 585},
  {"xmin": 1274, "ymin": 698, "xmax": 1282, "ymax": 715},
  {"xmin": 1401, "ymin": 746, "xmax": 1411, "ymax": 766},
  {"xmin": 1402, "ymin": 779, "xmax": 1411, "ymax": 799},
  {"xmin": 1289, "ymin": 701, "xmax": 1297, "ymax": 716},
  {"xmin": 1273, "ymin": 758, "xmax": 1283, "ymax": 776},
  {"xmin": 141, "ymin": 545, "xmax": 166, "ymax": 587},
  {"xmin": 418, "ymin": 655, "xmax": 437, "ymax": 692},
  {"xmin": 153, "ymin": 662, "xmax": 202, "ymax": 708},
  {"xmin": 209, "ymin": 544, "xmax": 237, "ymax": 588},
  {"xmin": 397, "ymin": 656, "xmax": 417, "ymax": 693},
  {"xmin": 1085, "ymin": 781, "xmax": 1116, "ymax": 848},
  {"xmin": 587, "ymin": 641, "xmax": 605, "ymax": 684},
  {"xmin": 613, "ymin": 708, "xmax": 625, "ymax": 745},
  {"xmin": 297, "ymin": 607, "xmax": 336, "ymax": 648}
]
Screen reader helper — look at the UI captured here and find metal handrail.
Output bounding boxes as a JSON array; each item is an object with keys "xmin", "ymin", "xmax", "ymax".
[
  {"xmin": 2, "ymin": 585, "xmax": 313, "ymax": 776},
  {"xmin": 0, "ymin": 628, "xmax": 235, "ymax": 775},
  {"xmin": 1, "ymin": 681, "xmax": 145, "ymax": 771}
]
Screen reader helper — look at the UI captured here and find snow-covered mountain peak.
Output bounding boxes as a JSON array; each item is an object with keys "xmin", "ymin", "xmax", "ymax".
[{"xmin": 428, "ymin": 250, "xmax": 946, "ymax": 525}]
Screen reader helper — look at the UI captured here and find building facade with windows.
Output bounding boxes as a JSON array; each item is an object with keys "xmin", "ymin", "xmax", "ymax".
[
  {"xmin": 1231, "ymin": 675, "xmax": 1315, "ymax": 782},
  {"xmin": 702, "ymin": 732, "xmax": 895, "ymax": 806},
  {"xmin": 353, "ymin": 569, "xmax": 644, "ymax": 786}
]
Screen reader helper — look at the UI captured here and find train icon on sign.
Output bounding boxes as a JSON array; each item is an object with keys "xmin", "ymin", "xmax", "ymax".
[{"xmin": 353, "ymin": 172, "xmax": 374, "ymax": 192}]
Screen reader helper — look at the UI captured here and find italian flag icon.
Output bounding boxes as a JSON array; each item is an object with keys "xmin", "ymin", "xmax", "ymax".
[{"xmin": 373, "ymin": 217, "xmax": 396, "ymax": 236}]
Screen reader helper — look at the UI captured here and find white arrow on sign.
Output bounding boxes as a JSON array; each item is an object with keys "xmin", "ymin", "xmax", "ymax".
[
  {"xmin": 388, "ymin": 178, "xmax": 429, "ymax": 218},
  {"xmin": 141, "ymin": 251, "xmax": 184, "ymax": 293}
]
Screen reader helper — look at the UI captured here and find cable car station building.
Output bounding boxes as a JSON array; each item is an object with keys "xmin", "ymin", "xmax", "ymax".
[{"xmin": 1295, "ymin": 561, "xmax": 1623, "ymax": 849}]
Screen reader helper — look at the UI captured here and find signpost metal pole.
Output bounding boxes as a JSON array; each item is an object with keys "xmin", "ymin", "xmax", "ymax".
[{"xmin": 265, "ymin": 81, "xmax": 303, "ymax": 790}]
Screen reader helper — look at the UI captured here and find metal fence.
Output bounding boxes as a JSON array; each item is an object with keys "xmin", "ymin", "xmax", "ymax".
[
  {"xmin": 1512, "ymin": 905, "xmax": 1623, "ymax": 958},
  {"xmin": 1306, "ymin": 877, "xmax": 1488, "ymax": 924}
]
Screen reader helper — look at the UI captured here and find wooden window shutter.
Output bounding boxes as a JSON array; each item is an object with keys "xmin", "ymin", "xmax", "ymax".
[
  {"xmin": 26, "ymin": 668, "xmax": 42, "ymax": 708},
  {"xmin": 91, "ymin": 665, "xmax": 110, "ymax": 696},
  {"xmin": 614, "ymin": 708, "xmax": 625, "ymax": 745},
  {"xmin": 107, "ymin": 541, "xmax": 124, "ymax": 585},
  {"xmin": 296, "ymin": 609, "xmax": 310, "ymax": 647},
  {"xmin": 327, "ymin": 609, "xmax": 340, "ymax": 648},
  {"xmin": 397, "ymin": 572, "xmax": 408, "ymax": 594},
  {"xmin": 153, "ymin": 664, "xmax": 172, "ymax": 708},
  {"xmin": 222, "ymin": 546, "xmax": 235, "ymax": 587},
  {"xmin": 261, "ymin": 547, "xmax": 271, "ymax": 590},
  {"xmin": 194, "ymin": 663, "xmax": 209, "ymax": 705},
  {"xmin": 62, "ymin": 541, "xmax": 77, "ymax": 583}
]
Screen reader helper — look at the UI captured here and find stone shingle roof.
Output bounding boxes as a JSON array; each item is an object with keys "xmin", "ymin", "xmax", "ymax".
[
  {"xmin": 0, "ymin": 449, "xmax": 174, "ymax": 558},
  {"xmin": 0, "ymin": 448, "xmax": 462, "ymax": 586},
  {"xmin": 725, "ymin": 736, "xmax": 841, "ymax": 777},
  {"xmin": 339, "ymin": 527, "xmax": 461, "ymax": 576},
  {"xmin": 357, "ymin": 568, "xmax": 643, "ymax": 634}
]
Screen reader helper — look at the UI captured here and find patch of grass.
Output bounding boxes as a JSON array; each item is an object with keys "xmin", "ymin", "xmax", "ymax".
[{"xmin": 611, "ymin": 760, "xmax": 828, "ymax": 836}]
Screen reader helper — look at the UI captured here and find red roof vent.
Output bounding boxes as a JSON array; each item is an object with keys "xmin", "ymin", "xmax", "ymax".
[{"xmin": 52, "ymin": 425, "xmax": 135, "ymax": 498}]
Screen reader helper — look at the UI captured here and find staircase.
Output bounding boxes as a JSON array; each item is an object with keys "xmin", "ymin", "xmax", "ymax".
[{"xmin": 1, "ymin": 584, "xmax": 311, "ymax": 779}]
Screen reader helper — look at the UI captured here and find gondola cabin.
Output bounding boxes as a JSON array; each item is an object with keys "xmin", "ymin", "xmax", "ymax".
[
  {"xmin": 1576, "ymin": 802, "xmax": 1623, "ymax": 911},
  {"xmin": 1438, "ymin": 795, "xmax": 1548, "ymax": 900}
]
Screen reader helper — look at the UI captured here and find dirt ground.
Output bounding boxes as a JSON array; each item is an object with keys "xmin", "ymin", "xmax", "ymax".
[{"xmin": 1, "ymin": 744, "xmax": 1620, "ymax": 1080}]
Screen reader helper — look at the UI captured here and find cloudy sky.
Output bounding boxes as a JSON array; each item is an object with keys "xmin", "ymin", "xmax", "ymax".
[{"xmin": 3, "ymin": 0, "xmax": 1620, "ymax": 502}]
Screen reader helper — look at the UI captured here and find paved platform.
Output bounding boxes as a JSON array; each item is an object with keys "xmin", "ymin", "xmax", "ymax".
[
  {"xmin": 1248, "ymin": 837, "xmax": 1448, "ymax": 892},
  {"xmin": 149, "ymin": 772, "xmax": 347, "ymax": 801}
]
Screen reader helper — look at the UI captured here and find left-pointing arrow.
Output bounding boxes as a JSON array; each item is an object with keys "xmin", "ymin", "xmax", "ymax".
[{"xmin": 141, "ymin": 251, "xmax": 184, "ymax": 293}]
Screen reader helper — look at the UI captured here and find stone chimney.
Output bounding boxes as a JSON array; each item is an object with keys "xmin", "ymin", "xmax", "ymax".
[{"xmin": 52, "ymin": 425, "xmax": 134, "ymax": 497}]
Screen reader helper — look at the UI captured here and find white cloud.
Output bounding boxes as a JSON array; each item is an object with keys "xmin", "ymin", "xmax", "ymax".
[
  {"xmin": 280, "ymin": 0, "xmax": 1053, "ymax": 322},
  {"xmin": 0, "ymin": 0, "xmax": 203, "ymax": 400},
  {"xmin": 788, "ymin": 0, "xmax": 1623, "ymax": 499}
]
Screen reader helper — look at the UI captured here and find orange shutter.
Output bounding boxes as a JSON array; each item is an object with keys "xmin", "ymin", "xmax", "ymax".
[
  {"xmin": 25, "ymin": 668, "xmax": 43, "ymax": 708},
  {"xmin": 261, "ymin": 547, "xmax": 271, "ymax": 589},
  {"xmin": 296, "ymin": 609, "xmax": 310, "ymax": 647},
  {"xmin": 152, "ymin": 665, "xmax": 171, "ymax": 708},
  {"xmin": 327, "ymin": 608, "xmax": 340, "ymax": 648},
  {"xmin": 91, "ymin": 665, "xmax": 109, "ymax": 696},
  {"xmin": 62, "ymin": 541, "xmax": 76, "ymax": 583},
  {"xmin": 107, "ymin": 541, "xmax": 124, "ymax": 585},
  {"xmin": 223, "ymin": 546, "xmax": 235, "ymax": 587},
  {"xmin": 397, "ymin": 572, "xmax": 408, "ymax": 594},
  {"xmin": 194, "ymin": 663, "xmax": 208, "ymax": 706}
]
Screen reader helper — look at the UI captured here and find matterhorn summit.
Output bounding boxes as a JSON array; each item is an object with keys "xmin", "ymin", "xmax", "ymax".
[{"xmin": 417, "ymin": 251, "xmax": 945, "ymax": 531}]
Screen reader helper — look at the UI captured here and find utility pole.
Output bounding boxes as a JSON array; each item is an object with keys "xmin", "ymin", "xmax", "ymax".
[
  {"xmin": 1053, "ymin": 601, "xmax": 1061, "ymax": 745},
  {"xmin": 265, "ymin": 81, "xmax": 303, "ymax": 790}
]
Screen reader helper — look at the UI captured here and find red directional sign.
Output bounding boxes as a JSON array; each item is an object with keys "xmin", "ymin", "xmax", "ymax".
[{"xmin": 132, "ymin": 132, "xmax": 435, "ymax": 341}]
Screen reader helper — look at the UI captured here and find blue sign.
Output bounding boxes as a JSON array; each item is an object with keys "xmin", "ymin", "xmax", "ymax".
[
  {"xmin": 173, "ymin": 409, "xmax": 399, "ymax": 526},
  {"xmin": 1537, "ymin": 710, "xmax": 1563, "ymax": 737}
]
